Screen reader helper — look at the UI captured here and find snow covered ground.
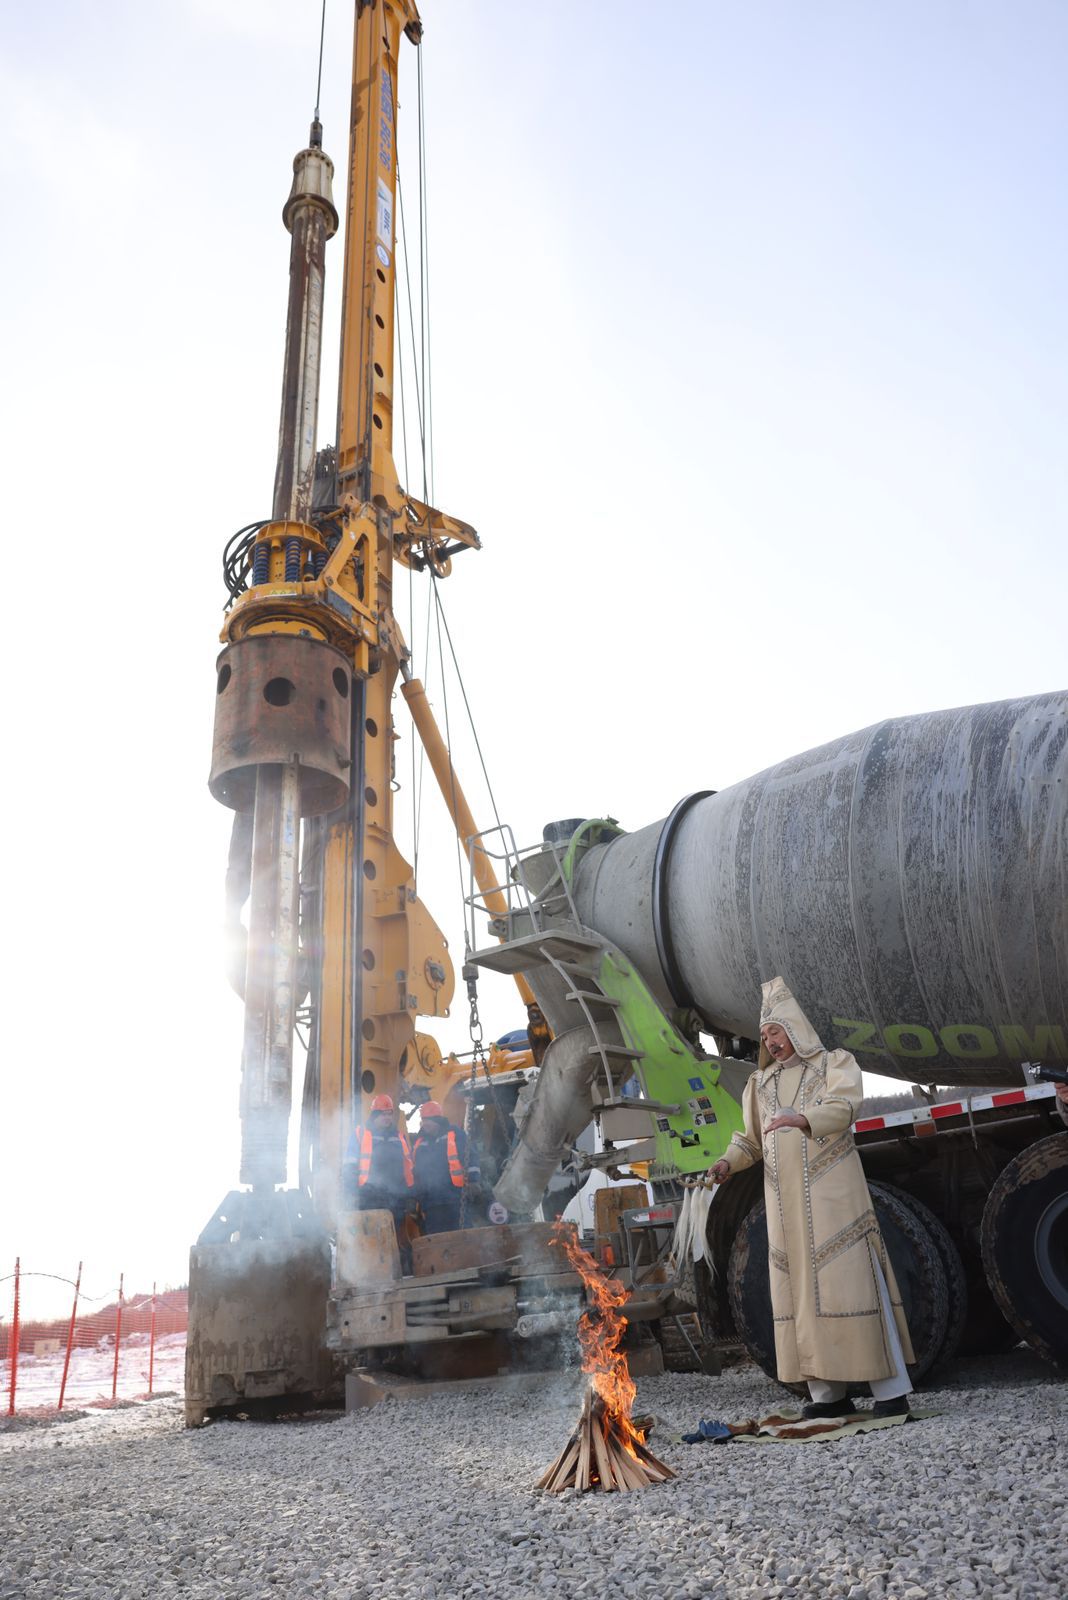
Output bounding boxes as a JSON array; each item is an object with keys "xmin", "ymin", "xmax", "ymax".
[{"xmin": 1, "ymin": 1332, "xmax": 186, "ymax": 1412}]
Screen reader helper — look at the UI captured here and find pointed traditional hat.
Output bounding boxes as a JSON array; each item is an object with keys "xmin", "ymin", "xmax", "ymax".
[{"xmin": 758, "ymin": 977, "xmax": 825, "ymax": 1063}]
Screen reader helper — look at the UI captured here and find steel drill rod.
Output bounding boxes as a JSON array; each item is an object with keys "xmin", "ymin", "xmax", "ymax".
[
  {"xmin": 240, "ymin": 760, "xmax": 301, "ymax": 1187},
  {"xmin": 274, "ymin": 204, "xmax": 331, "ymax": 520},
  {"xmin": 274, "ymin": 129, "xmax": 337, "ymax": 523}
]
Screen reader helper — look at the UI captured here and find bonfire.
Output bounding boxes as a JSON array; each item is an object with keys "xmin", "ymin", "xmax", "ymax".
[{"xmin": 536, "ymin": 1222, "xmax": 676, "ymax": 1493}]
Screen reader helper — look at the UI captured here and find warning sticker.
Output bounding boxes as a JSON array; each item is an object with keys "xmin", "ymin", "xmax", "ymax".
[{"xmin": 376, "ymin": 177, "xmax": 393, "ymax": 247}]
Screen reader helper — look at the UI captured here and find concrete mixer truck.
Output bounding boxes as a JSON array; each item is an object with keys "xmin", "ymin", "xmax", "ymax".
[
  {"xmin": 466, "ymin": 689, "xmax": 1068, "ymax": 1382},
  {"xmin": 322, "ymin": 690, "xmax": 1066, "ymax": 1403}
]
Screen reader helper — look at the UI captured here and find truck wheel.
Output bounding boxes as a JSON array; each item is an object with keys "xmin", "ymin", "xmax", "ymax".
[
  {"xmin": 980, "ymin": 1133, "xmax": 1068, "ymax": 1367},
  {"xmin": 725, "ymin": 1199, "xmax": 800, "ymax": 1394},
  {"xmin": 873, "ymin": 1184, "xmax": 968, "ymax": 1367},
  {"xmin": 698, "ymin": 1167, "xmax": 765, "ymax": 1343},
  {"xmin": 727, "ymin": 1186, "xmax": 949, "ymax": 1389},
  {"xmin": 867, "ymin": 1184, "xmax": 949, "ymax": 1383}
]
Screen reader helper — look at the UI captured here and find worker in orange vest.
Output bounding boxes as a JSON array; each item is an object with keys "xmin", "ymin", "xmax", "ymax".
[
  {"xmin": 413, "ymin": 1101, "xmax": 471, "ymax": 1235},
  {"xmin": 342, "ymin": 1093, "xmax": 415, "ymax": 1266}
]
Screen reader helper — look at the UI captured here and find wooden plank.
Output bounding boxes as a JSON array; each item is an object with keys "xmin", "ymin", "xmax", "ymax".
[
  {"xmin": 633, "ymin": 1439, "xmax": 675, "ymax": 1480},
  {"xmin": 576, "ymin": 1436, "xmax": 590, "ymax": 1492},
  {"xmin": 576, "ymin": 1392, "xmax": 593, "ymax": 1492},
  {"xmin": 589, "ymin": 1414, "xmax": 618, "ymax": 1491},
  {"xmin": 336, "ymin": 1210, "xmax": 400, "ymax": 1288},
  {"xmin": 413, "ymin": 1224, "xmax": 566, "ymax": 1279},
  {"xmin": 546, "ymin": 1438, "xmax": 581, "ymax": 1494},
  {"xmin": 610, "ymin": 1441, "xmax": 648, "ymax": 1491},
  {"xmin": 536, "ymin": 1441, "xmax": 571, "ymax": 1492},
  {"xmin": 594, "ymin": 1184, "xmax": 649, "ymax": 1243},
  {"xmin": 607, "ymin": 1447, "xmax": 632, "ymax": 1492}
]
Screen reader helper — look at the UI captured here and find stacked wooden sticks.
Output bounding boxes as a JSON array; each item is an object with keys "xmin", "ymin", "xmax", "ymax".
[{"xmin": 537, "ymin": 1388, "xmax": 676, "ymax": 1493}]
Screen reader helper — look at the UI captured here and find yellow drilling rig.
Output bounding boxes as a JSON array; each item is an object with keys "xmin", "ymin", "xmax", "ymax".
[{"xmin": 188, "ymin": 0, "xmax": 587, "ymax": 1424}]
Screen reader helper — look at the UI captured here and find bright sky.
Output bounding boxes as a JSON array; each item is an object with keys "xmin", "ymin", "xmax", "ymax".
[{"xmin": 3, "ymin": 1, "xmax": 1066, "ymax": 1313}]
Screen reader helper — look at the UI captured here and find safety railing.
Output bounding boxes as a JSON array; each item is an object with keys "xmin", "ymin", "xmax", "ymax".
[
  {"xmin": 463, "ymin": 826, "xmax": 583, "ymax": 955},
  {"xmin": 0, "ymin": 1259, "xmax": 187, "ymax": 1416}
]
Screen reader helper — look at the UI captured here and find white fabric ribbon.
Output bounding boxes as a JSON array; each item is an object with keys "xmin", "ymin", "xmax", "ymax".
[{"xmin": 670, "ymin": 1183, "xmax": 718, "ymax": 1268}]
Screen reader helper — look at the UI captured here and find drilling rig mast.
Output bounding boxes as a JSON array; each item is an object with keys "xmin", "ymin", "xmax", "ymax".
[{"xmin": 189, "ymin": 0, "xmax": 482, "ymax": 1424}]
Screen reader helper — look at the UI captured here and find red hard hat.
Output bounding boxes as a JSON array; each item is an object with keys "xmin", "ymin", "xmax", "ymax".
[
  {"xmin": 421, "ymin": 1101, "xmax": 443, "ymax": 1119},
  {"xmin": 370, "ymin": 1093, "xmax": 394, "ymax": 1113}
]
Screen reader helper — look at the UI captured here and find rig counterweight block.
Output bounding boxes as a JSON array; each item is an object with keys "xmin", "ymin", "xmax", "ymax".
[{"xmin": 210, "ymin": 634, "xmax": 353, "ymax": 816}]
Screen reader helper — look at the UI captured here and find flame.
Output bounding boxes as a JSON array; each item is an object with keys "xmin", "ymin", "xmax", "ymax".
[{"xmin": 551, "ymin": 1220, "xmax": 643, "ymax": 1454}]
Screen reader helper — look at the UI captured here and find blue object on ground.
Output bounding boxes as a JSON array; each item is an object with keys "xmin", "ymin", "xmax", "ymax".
[{"xmin": 681, "ymin": 1419, "xmax": 733, "ymax": 1444}]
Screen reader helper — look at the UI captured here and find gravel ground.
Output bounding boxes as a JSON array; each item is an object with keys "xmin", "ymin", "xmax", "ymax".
[{"xmin": 0, "ymin": 1350, "xmax": 1064, "ymax": 1600}]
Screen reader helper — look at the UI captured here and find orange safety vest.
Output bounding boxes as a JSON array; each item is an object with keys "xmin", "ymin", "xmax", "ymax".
[
  {"xmin": 444, "ymin": 1129, "xmax": 464, "ymax": 1189},
  {"xmin": 414, "ymin": 1128, "xmax": 465, "ymax": 1189},
  {"xmin": 353, "ymin": 1125, "xmax": 414, "ymax": 1189}
]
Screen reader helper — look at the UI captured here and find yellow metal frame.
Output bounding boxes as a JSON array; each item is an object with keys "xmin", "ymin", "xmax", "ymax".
[
  {"xmin": 315, "ymin": 0, "xmax": 471, "ymax": 1213},
  {"xmin": 216, "ymin": 1, "xmax": 536, "ymax": 1220}
]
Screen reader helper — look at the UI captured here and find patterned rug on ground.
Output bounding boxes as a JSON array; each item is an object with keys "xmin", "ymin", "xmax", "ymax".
[{"xmin": 681, "ymin": 1409, "xmax": 934, "ymax": 1444}]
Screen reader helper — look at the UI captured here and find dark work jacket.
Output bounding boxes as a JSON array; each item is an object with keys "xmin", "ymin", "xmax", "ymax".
[
  {"xmin": 413, "ymin": 1121, "xmax": 467, "ymax": 1202},
  {"xmin": 343, "ymin": 1125, "xmax": 414, "ymax": 1201}
]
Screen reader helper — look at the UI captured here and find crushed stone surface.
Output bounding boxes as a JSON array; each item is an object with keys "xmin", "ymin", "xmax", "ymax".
[{"xmin": 0, "ymin": 1350, "xmax": 1064, "ymax": 1599}]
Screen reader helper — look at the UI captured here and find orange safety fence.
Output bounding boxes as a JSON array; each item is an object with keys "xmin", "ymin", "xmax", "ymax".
[{"xmin": 0, "ymin": 1259, "xmax": 187, "ymax": 1415}]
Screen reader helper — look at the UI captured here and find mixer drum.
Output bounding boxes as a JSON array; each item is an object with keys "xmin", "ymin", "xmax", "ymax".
[{"xmin": 572, "ymin": 692, "xmax": 1067, "ymax": 1088}]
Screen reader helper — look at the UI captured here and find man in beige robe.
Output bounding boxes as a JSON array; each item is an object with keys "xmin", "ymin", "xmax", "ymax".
[{"xmin": 708, "ymin": 977, "xmax": 915, "ymax": 1419}]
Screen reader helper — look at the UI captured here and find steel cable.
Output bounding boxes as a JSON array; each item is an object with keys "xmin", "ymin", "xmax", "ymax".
[
  {"xmin": 428, "ymin": 570, "xmax": 506, "ymax": 842},
  {"xmin": 432, "ymin": 575, "xmax": 468, "ymax": 912},
  {"xmin": 313, "ymin": 0, "xmax": 327, "ymax": 123}
]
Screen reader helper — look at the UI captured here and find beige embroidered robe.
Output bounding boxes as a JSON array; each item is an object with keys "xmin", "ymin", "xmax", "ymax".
[{"xmin": 722, "ymin": 978, "xmax": 915, "ymax": 1384}]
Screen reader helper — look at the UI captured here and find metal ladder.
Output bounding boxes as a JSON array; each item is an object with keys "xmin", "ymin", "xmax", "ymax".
[
  {"xmin": 539, "ymin": 946, "xmax": 638, "ymax": 1106},
  {"xmin": 470, "ymin": 928, "xmax": 677, "ymax": 1168}
]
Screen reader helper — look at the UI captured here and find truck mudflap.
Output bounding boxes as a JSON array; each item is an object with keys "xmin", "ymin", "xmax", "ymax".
[{"xmin": 981, "ymin": 1133, "xmax": 1068, "ymax": 1368}]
